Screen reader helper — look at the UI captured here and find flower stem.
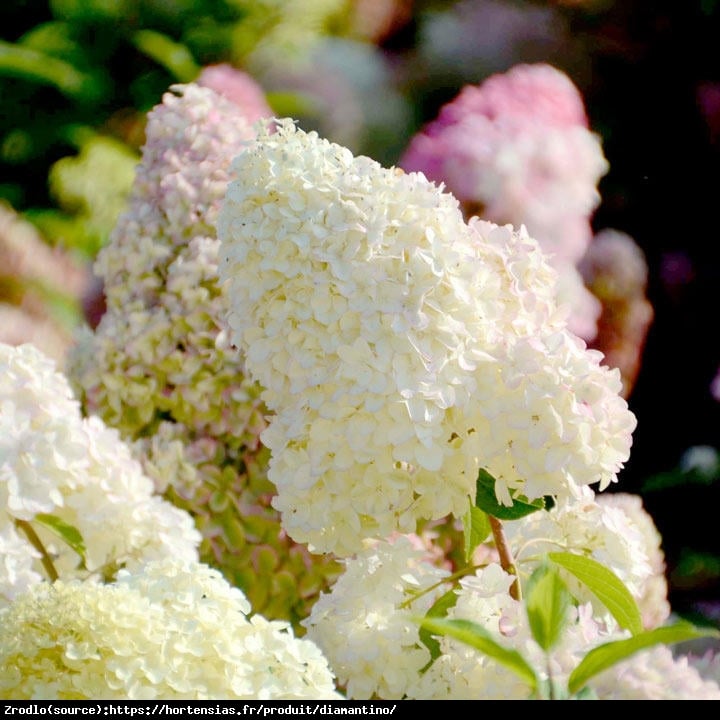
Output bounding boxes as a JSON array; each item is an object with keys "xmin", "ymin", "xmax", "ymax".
[
  {"xmin": 15, "ymin": 518, "xmax": 59, "ymax": 582},
  {"xmin": 489, "ymin": 515, "xmax": 521, "ymax": 601}
]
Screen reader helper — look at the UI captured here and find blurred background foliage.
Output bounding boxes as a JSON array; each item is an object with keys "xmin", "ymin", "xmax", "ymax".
[{"xmin": 1, "ymin": 0, "xmax": 719, "ymax": 625}]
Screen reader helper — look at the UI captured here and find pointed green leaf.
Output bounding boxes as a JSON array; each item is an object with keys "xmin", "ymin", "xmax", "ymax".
[
  {"xmin": 525, "ymin": 564, "xmax": 572, "ymax": 652},
  {"xmin": 548, "ymin": 552, "xmax": 643, "ymax": 636},
  {"xmin": 131, "ymin": 30, "xmax": 200, "ymax": 83},
  {"xmin": 475, "ymin": 469, "xmax": 545, "ymax": 520},
  {"xmin": 417, "ymin": 616, "xmax": 539, "ymax": 692},
  {"xmin": 463, "ymin": 503, "xmax": 491, "ymax": 562},
  {"xmin": 568, "ymin": 621, "xmax": 720, "ymax": 695},
  {"xmin": 34, "ymin": 513, "xmax": 86, "ymax": 563},
  {"xmin": 418, "ymin": 589, "xmax": 459, "ymax": 663}
]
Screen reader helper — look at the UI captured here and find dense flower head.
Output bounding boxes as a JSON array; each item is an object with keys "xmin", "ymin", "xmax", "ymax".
[
  {"xmin": 0, "ymin": 558, "xmax": 341, "ymax": 700},
  {"xmin": 304, "ymin": 545, "xmax": 718, "ymax": 700},
  {"xmin": 399, "ymin": 63, "xmax": 608, "ymax": 340},
  {"xmin": 91, "ymin": 83, "xmax": 265, "ymax": 309},
  {"xmin": 406, "ymin": 564, "xmax": 539, "ymax": 699},
  {"xmin": 218, "ymin": 118, "xmax": 637, "ymax": 556},
  {"xmin": 133, "ymin": 420, "xmax": 342, "ymax": 623},
  {"xmin": 302, "ymin": 536, "xmax": 451, "ymax": 699},
  {"xmin": 66, "ymin": 83, "xmax": 340, "ymax": 626},
  {"xmin": 69, "ymin": 81, "xmax": 266, "ymax": 438},
  {"xmin": 0, "ymin": 343, "xmax": 200, "ymax": 606}
]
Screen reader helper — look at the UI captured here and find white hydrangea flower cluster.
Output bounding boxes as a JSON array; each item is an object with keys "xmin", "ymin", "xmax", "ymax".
[
  {"xmin": 0, "ymin": 558, "xmax": 341, "ymax": 700},
  {"xmin": 66, "ymin": 84, "xmax": 341, "ymax": 624},
  {"xmin": 504, "ymin": 486, "xmax": 667, "ymax": 628},
  {"xmin": 0, "ymin": 343, "xmax": 200, "ymax": 607},
  {"xmin": 302, "ymin": 536, "xmax": 451, "ymax": 699},
  {"xmin": 218, "ymin": 118, "xmax": 637, "ymax": 556}
]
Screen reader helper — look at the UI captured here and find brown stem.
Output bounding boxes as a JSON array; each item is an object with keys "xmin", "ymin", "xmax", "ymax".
[
  {"xmin": 489, "ymin": 515, "xmax": 521, "ymax": 601},
  {"xmin": 15, "ymin": 519, "xmax": 59, "ymax": 582}
]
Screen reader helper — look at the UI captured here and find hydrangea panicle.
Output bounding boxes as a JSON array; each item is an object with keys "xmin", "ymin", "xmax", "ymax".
[
  {"xmin": 579, "ymin": 229, "xmax": 654, "ymax": 398},
  {"xmin": 218, "ymin": 118, "xmax": 636, "ymax": 557}
]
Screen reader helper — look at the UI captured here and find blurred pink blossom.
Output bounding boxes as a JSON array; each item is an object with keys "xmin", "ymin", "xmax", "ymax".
[
  {"xmin": 197, "ymin": 64, "xmax": 273, "ymax": 122},
  {"xmin": 580, "ymin": 229, "xmax": 653, "ymax": 398},
  {"xmin": 711, "ymin": 368, "xmax": 720, "ymax": 402}
]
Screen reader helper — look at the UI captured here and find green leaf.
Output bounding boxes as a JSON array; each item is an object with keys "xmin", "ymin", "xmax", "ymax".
[
  {"xmin": 34, "ymin": 513, "xmax": 87, "ymax": 563},
  {"xmin": 417, "ymin": 616, "xmax": 539, "ymax": 693},
  {"xmin": 475, "ymin": 469, "xmax": 545, "ymax": 520},
  {"xmin": 0, "ymin": 40, "xmax": 105, "ymax": 101},
  {"xmin": 418, "ymin": 589, "xmax": 459, "ymax": 664},
  {"xmin": 131, "ymin": 30, "xmax": 200, "ymax": 83},
  {"xmin": 463, "ymin": 503, "xmax": 491, "ymax": 562},
  {"xmin": 568, "ymin": 621, "xmax": 720, "ymax": 695},
  {"xmin": 548, "ymin": 552, "xmax": 643, "ymax": 636},
  {"xmin": 525, "ymin": 563, "xmax": 572, "ymax": 652}
]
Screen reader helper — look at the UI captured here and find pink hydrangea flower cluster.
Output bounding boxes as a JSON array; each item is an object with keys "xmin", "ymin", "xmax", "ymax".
[{"xmin": 197, "ymin": 63, "xmax": 274, "ymax": 121}]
